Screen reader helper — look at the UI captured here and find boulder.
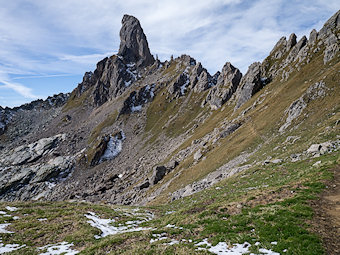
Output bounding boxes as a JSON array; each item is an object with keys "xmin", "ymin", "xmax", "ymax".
[
  {"xmin": 151, "ymin": 161, "xmax": 179, "ymax": 185},
  {"xmin": 194, "ymin": 149, "xmax": 203, "ymax": 161},
  {"xmin": 151, "ymin": 166, "xmax": 168, "ymax": 185}
]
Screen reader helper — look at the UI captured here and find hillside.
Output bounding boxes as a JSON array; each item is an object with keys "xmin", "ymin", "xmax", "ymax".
[{"xmin": 0, "ymin": 11, "xmax": 339, "ymax": 255}]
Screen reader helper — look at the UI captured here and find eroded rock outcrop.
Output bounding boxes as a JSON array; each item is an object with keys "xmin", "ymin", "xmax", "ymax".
[
  {"xmin": 279, "ymin": 81, "xmax": 329, "ymax": 132},
  {"xmin": 88, "ymin": 131, "xmax": 125, "ymax": 166},
  {"xmin": 203, "ymin": 62, "xmax": 242, "ymax": 109},
  {"xmin": 119, "ymin": 84, "xmax": 155, "ymax": 115},
  {"xmin": 0, "ymin": 134, "xmax": 66, "ymax": 166},
  {"xmin": 234, "ymin": 62, "xmax": 267, "ymax": 109},
  {"xmin": 119, "ymin": 15, "xmax": 154, "ymax": 67},
  {"xmin": 72, "ymin": 15, "xmax": 154, "ymax": 107}
]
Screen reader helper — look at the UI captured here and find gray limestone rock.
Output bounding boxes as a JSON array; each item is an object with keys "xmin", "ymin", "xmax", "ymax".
[
  {"xmin": 287, "ymin": 33, "xmax": 297, "ymax": 51},
  {"xmin": 151, "ymin": 161, "xmax": 178, "ymax": 185},
  {"xmin": 324, "ymin": 43, "xmax": 339, "ymax": 63},
  {"xmin": 194, "ymin": 70, "xmax": 211, "ymax": 92},
  {"xmin": 0, "ymin": 155, "xmax": 74, "ymax": 200},
  {"xmin": 194, "ymin": 149, "xmax": 203, "ymax": 161},
  {"xmin": 308, "ymin": 29, "xmax": 318, "ymax": 45},
  {"xmin": 270, "ymin": 36, "xmax": 287, "ymax": 59},
  {"xmin": 118, "ymin": 15, "xmax": 154, "ymax": 68},
  {"xmin": 0, "ymin": 134, "xmax": 66, "ymax": 166},
  {"xmin": 119, "ymin": 84, "xmax": 155, "ymax": 115},
  {"xmin": 319, "ymin": 10, "xmax": 340, "ymax": 39},
  {"xmin": 285, "ymin": 36, "xmax": 308, "ymax": 64},
  {"xmin": 168, "ymin": 72, "xmax": 190, "ymax": 96},
  {"xmin": 279, "ymin": 82, "xmax": 328, "ymax": 132},
  {"xmin": 235, "ymin": 62, "xmax": 265, "ymax": 109},
  {"xmin": 151, "ymin": 166, "xmax": 168, "ymax": 185},
  {"xmin": 204, "ymin": 62, "xmax": 242, "ymax": 109},
  {"xmin": 0, "ymin": 108, "xmax": 7, "ymax": 135}
]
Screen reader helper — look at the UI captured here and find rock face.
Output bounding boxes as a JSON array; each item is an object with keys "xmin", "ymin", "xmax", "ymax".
[
  {"xmin": 151, "ymin": 161, "xmax": 178, "ymax": 185},
  {"xmin": 0, "ymin": 11, "xmax": 339, "ymax": 207},
  {"xmin": 0, "ymin": 134, "xmax": 66, "ymax": 166},
  {"xmin": 73, "ymin": 15, "xmax": 154, "ymax": 106},
  {"xmin": 119, "ymin": 15, "xmax": 154, "ymax": 67},
  {"xmin": 234, "ymin": 62, "xmax": 267, "ymax": 109},
  {"xmin": 203, "ymin": 62, "xmax": 242, "ymax": 109},
  {"xmin": 0, "ymin": 107, "xmax": 7, "ymax": 135},
  {"xmin": 88, "ymin": 131, "xmax": 125, "ymax": 166},
  {"xmin": 279, "ymin": 81, "xmax": 329, "ymax": 132},
  {"xmin": 119, "ymin": 84, "xmax": 155, "ymax": 115},
  {"xmin": 0, "ymin": 134, "xmax": 75, "ymax": 201}
]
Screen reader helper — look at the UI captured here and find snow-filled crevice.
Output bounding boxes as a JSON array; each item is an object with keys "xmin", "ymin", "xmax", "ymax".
[{"xmin": 99, "ymin": 131, "xmax": 125, "ymax": 163}]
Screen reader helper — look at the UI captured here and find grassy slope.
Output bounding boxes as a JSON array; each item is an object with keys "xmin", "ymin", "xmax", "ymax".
[
  {"xmin": 149, "ymin": 50, "xmax": 340, "ymax": 204},
  {"xmin": 1, "ymin": 151, "xmax": 338, "ymax": 254}
]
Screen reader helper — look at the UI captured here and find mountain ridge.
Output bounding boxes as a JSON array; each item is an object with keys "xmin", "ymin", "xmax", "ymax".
[
  {"xmin": 0, "ymin": 10, "xmax": 339, "ymax": 204},
  {"xmin": 0, "ymin": 10, "xmax": 339, "ymax": 255}
]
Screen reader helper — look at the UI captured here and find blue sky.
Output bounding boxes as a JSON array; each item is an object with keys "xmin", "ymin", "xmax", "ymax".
[{"xmin": 0, "ymin": 0, "xmax": 338, "ymax": 107}]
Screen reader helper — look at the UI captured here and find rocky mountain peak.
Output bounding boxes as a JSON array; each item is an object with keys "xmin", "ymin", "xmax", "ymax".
[
  {"xmin": 287, "ymin": 33, "xmax": 297, "ymax": 51},
  {"xmin": 118, "ymin": 14, "xmax": 154, "ymax": 67},
  {"xmin": 319, "ymin": 10, "xmax": 340, "ymax": 38}
]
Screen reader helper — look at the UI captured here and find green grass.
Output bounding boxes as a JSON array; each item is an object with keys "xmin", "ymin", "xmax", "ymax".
[{"xmin": 63, "ymin": 88, "xmax": 92, "ymax": 112}]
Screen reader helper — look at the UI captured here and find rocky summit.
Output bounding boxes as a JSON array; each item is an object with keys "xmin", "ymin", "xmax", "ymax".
[{"xmin": 0, "ymin": 11, "xmax": 339, "ymax": 255}]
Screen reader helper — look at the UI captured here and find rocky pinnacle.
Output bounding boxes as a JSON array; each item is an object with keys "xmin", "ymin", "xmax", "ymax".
[{"xmin": 118, "ymin": 14, "xmax": 154, "ymax": 67}]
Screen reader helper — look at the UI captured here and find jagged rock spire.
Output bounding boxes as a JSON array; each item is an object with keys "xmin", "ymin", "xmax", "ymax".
[{"xmin": 118, "ymin": 15, "xmax": 154, "ymax": 67}]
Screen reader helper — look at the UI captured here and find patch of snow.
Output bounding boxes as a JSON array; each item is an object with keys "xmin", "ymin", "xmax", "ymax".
[
  {"xmin": 150, "ymin": 233, "xmax": 168, "ymax": 243},
  {"xmin": 5, "ymin": 206, "xmax": 18, "ymax": 212},
  {"xmin": 0, "ymin": 212, "xmax": 7, "ymax": 215},
  {"xmin": 38, "ymin": 242, "xmax": 79, "ymax": 255},
  {"xmin": 271, "ymin": 241, "xmax": 277, "ymax": 245},
  {"xmin": 166, "ymin": 240, "xmax": 180, "ymax": 246},
  {"xmin": 46, "ymin": 182, "xmax": 56, "ymax": 189},
  {"xmin": 131, "ymin": 105, "xmax": 142, "ymax": 112},
  {"xmin": 38, "ymin": 218, "xmax": 48, "ymax": 222},
  {"xmin": 313, "ymin": 160, "xmax": 322, "ymax": 167},
  {"xmin": 0, "ymin": 223, "xmax": 13, "ymax": 234},
  {"xmin": 165, "ymin": 211, "xmax": 175, "ymax": 215},
  {"xmin": 12, "ymin": 216, "xmax": 20, "ymax": 220},
  {"xmin": 84, "ymin": 212, "xmax": 152, "ymax": 239},
  {"xmin": 166, "ymin": 224, "xmax": 183, "ymax": 230},
  {"xmin": 0, "ymin": 243, "xmax": 26, "ymax": 254},
  {"xmin": 100, "ymin": 133, "xmax": 125, "ymax": 162},
  {"xmin": 180, "ymin": 76, "xmax": 190, "ymax": 95},
  {"xmin": 124, "ymin": 80, "xmax": 132, "ymax": 87},
  {"xmin": 195, "ymin": 239, "xmax": 280, "ymax": 255}
]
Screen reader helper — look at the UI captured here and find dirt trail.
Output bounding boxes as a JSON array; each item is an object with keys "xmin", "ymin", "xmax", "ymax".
[{"xmin": 311, "ymin": 165, "xmax": 340, "ymax": 255}]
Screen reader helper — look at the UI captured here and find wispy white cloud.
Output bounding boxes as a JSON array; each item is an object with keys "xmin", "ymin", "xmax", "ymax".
[
  {"xmin": 0, "ymin": 0, "xmax": 338, "ymax": 107},
  {"xmin": 59, "ymin": 52, "xmax": 117, "ymax": 65},
  {"xmin": 12, "ymin": 74, "xmax": 76, "ymax": 80}
]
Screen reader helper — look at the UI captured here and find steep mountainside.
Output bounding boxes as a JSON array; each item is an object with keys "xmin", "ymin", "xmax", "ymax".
[{"xmin": 0, "ymin": 11, "xmax": 339, "ymax": 255}]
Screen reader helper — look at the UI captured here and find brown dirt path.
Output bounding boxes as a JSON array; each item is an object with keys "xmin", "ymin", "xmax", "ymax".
[{"xmin": 310, "ymin": 165, "xmax": 340, "ymax": 255}]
